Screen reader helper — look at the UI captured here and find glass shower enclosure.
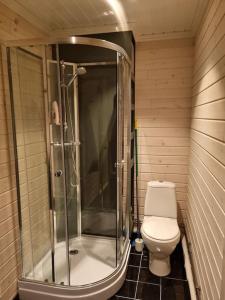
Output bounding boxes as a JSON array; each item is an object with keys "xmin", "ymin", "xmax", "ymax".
[{"xmin": 7, "ymin": 37, "xmax": 131, "ymax": 299}]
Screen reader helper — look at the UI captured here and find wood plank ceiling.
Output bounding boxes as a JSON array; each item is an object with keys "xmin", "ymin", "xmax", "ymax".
[{"xmin": 0, "ymin": 0, "xmax": 209, "ymax": 42}]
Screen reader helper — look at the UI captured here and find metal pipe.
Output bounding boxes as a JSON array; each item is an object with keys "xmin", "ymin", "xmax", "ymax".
[
  {"xmin": 50, "ymin": 141, "xmax": 80, "ymax": 147},
  {"xmin": 182, "ymin": 236, "xmax": 197, "ymax": 300},
  {"xmin": 77, "ymin": 61, "xmax": 117, "ymax": 67}
]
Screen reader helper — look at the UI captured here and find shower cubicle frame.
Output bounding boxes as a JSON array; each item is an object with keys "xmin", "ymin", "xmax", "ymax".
[{"xmin": 6, "ymin": 36, "xmax": 132, "ymax": 299}]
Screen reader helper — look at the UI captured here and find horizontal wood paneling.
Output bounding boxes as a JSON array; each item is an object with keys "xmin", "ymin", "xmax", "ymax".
[
  {"xmin": 0, "ymin": 5, "xmax": 45, "ymax": 298},
  {"xmin": 136, "ymin": 38, "xmax": 193, "ymax": 223},
  {"xmin": 0, "ymin": 46, "xmax": 20, "ymax": 300},
  {"xmin": 186, "ymin": 1, "xmax": 225, "ymax": 299}
]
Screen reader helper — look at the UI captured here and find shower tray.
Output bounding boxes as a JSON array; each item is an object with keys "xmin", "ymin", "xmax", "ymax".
[{"xmin": 18, "ymin": 239, "xmax": 130, "ymax": 300}]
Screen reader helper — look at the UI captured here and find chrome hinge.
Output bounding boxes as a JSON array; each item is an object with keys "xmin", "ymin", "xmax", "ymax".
[{"xmin": 115, "ymin": 160, "xmax": 125, "ymax": 168}]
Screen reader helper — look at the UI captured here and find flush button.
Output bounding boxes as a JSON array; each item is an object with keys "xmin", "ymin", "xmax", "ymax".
[{"xmin": 156, "ymin": 247, "xmax": 161, "ymax": 252}]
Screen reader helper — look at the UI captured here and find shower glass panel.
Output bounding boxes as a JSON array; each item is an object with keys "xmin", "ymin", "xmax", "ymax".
[
  {"xmin": 58, "ymin": 61, "xmax": 80, "ymax": 238},
  {"xmin": 8, "ymin": 48, "xmax": 52, "ymax": 281},
  {"xmin": 47, "ymin": 59, "xmax": 72, "ymax": 284},
  {"xmin": 78, "ymin": 64, "xmax": 117, "ymax": 238}
]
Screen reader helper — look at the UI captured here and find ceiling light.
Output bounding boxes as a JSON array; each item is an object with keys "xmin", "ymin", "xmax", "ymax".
[{"xmin": 103, "ymin": 10, "xmax": 114, "ymax": 16}]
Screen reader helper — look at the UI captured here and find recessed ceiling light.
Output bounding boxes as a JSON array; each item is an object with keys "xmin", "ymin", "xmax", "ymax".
[{"xmin": 103, "ymin": 10, "xmax": 114, "ymax": 16}]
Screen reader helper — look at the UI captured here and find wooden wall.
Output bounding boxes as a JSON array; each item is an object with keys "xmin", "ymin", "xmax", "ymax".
[
  {"xmin": 185, "ymin": 0, "xmax": 225, "ymax": 299},
  {"xmin": 0, "ymin": 2, "xmax": 47, "ymax": 42},
  {"xmin": 135, "ymin": 38, "xmax": 194, "ymax": 225},
  {"xmin": 0, "ymin": 2, "xmax": 46, "ymax": 299},
  {"xmin": 0, "ymin": 46, "xmax": 21, "ymax": 300}
]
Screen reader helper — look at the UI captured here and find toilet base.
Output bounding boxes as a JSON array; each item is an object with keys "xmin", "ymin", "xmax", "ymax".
[{"xmin": 149, "ymin": 254, "xmax": 171, "ymax": 277}]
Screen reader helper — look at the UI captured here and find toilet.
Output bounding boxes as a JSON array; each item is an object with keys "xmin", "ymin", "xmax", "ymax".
[{"xmin": 141, "ymin": 181, "xmax": 180, "ymax": 277}]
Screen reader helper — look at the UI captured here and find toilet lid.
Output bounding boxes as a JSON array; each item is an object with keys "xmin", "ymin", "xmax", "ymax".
[{"xmin": 142, "ymin": 216, "xmax": 179, "ymax": 241}]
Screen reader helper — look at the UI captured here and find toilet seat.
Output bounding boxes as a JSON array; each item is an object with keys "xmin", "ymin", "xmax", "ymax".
[{"xmin": 142, "ymin": 216, "xmax": 180, "ymax": 241}]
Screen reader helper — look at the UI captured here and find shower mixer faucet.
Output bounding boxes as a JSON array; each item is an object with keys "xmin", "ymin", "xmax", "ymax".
[{"xmin": 55, "ymin": 170, "xmax": 63, "ymax": 177}]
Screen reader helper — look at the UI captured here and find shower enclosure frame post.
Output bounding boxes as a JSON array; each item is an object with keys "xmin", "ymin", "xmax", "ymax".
[
  {"xmin": 42, "ymin": 46, "xmax": 56, "ymax": 283},
  {"xmin": 125, "ymin": 62, "xmax": 132, "ymax": 242},
  {"xmin": 55, "ymin": 45, "xmax": 71, "ymax": 285},
  {"xmin": 73, "ymin": 69, "xmax": 82, "ymax": 237},
  {"xmin": 117, "ymin": 52, "xmax": 123, "ymax": 266},
  {"xmin": 116, "ymin": 52, "xmax": 132, "ymax": 264}
]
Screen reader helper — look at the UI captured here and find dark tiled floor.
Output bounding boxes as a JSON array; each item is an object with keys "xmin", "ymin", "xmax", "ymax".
[{"xmin": 110, "ymin": 242, "xmax": 191, "ymax": 300}]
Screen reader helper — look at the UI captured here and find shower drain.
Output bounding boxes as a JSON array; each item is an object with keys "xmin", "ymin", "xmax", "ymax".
[{"xmin": 69, "ymin": 249, "xmax": 79, "ymax": 255}]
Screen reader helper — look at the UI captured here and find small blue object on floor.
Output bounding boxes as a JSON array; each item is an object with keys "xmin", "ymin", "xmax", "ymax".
[{"xmin": 110, "ymin": 242, "xmax": 191, "ymax": 300}]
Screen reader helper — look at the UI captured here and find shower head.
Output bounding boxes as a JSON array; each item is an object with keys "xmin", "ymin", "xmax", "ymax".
[
  {"xmin": 66, "ymin": 67, "xmax": 87, "ymax": 88},
  {"xmin": 77, "ymin": 67, "xmax": 87, "ymax": 76}
]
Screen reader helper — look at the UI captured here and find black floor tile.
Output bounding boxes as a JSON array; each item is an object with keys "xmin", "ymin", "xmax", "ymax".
[
  {"xmin": 161, "ymin": 278, "xmax": 191, "ymax": 300},
  {"xmin": 116, "ymin": 280, "xmax": 137, "ymax": 298},
  {"xmin": 142, "ymin": 246, "xmax": 148, "ymax": 256},
  {"xmin": 130, "ymin": 245, "xmax": 142, "ymax": 255},
  {"xmin": 112, "ymin": 239, "xmax": 190, "ymax": 300},
  {"xmin": 139, "ymin": 267, "xmax": 160, "ymax": 285},
  {"xmin": 141, "ymin": 255, "xmax": 149, "ymax": 268},
  {"xmin": 136, "ymin": 282, "xmax": 160, "ymax": 300},
  {"xmin": 168, "ymin": 243, "xmax": 186, "ymax": 280},
  {"xmin": 126, "ymin": 266, "xmax": 139, "ymax": 281},
  {"xmin": 128, "ymin": 253, "xmax": 141, "ymax": 266}
]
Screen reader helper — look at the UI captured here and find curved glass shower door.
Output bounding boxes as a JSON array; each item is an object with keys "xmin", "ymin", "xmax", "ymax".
[
  {"xmin": 117, "ymin": 52, "xmax": 131, "ymax": 265},
  {"xmin": 57, "ymin": 44, "xmax": 119, "ymax": 284}
]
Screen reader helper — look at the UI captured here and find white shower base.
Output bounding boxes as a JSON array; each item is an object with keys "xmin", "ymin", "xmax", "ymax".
[
  {"xmin": 30, "ymin": 236, "xmax": 117, "ymax": 285},
  {"xmin": 70, "ymin": 236, "xmax": 117, "ymax": 285},
  {"xmin": 19, "ymin": 237, "xmax": 130, "ymax": 300}
]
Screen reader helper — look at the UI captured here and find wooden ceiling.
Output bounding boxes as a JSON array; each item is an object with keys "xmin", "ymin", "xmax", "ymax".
[{"xmin": 0, "ymin": 0, "xmax": 210, "ymax": 42}]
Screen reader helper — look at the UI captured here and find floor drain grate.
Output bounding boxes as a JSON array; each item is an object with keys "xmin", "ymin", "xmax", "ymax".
[{"xmin": 69, "ymin": 249, "xmax": 79, "ymax": 255}]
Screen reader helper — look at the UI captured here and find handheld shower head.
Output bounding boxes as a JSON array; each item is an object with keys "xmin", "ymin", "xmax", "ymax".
[
  {"xmin": 77, "ymin": 67, "xmax": 87, "ymax": 75},
  {"xmin": 66, "ymin": 67, "xmax": 87, "ymax": 88}
]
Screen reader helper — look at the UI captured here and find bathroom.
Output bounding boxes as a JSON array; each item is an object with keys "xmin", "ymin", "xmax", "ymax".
[{"xmin": 0, "ymin": 0, "xmax": 225, "ymax": 300}]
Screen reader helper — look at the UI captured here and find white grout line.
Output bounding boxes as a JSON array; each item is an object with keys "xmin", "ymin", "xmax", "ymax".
[
  {"xmin": 128, "ymin": 264, "xmax": 140, "ymax": 268},
  {"xmin": 165, "ymin": 276, "xmax": 188, "ymax": 282},
  {"xmin": 134, "ymin": 251, "xmax": 143, "ymax": 299},
  {"xmin": 139, "ymin": 280, "xmax": 160, "ymax": 286},
  {"xmin": 160, "ymin": 277, "xmax": 162, "ymax": 300},
  {"xmin": 126, "ymin": 278, "xmax": 160, "ymax": 286}
]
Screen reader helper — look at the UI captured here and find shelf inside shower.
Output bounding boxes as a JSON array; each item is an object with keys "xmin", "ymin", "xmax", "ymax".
[{"xmin": 27, "ymin": 236, "xmax": 117, "ymax": 286}]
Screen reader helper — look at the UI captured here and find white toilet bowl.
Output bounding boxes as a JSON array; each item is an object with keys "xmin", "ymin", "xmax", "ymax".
[
  {"xmin": 141, "ymin": 181, "xmax": 180, "ymax": 277},
  {"xmin": 141, "ymin": 216, "xmax": 180, "ymax": 276}
]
